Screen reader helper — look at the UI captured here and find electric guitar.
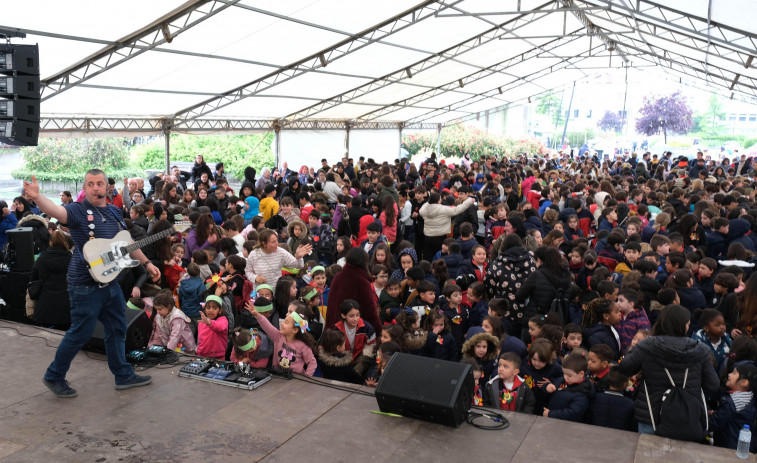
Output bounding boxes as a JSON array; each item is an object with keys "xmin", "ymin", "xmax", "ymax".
[{"xmin": 83, "ymin": 221, "xmax": 191, "ymax": 284}]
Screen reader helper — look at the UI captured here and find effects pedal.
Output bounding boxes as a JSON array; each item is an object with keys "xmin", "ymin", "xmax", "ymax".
[
  {"xmin": 180, "ymin": 359, "xmax": 212, "ymax": 375},
  {"xmin": 127, "ymin": 350, "xmax": 147, "ymax": 363},
  {"xmin": 147, "ymin": 345, "xmax": 167, "ymax": 357}
]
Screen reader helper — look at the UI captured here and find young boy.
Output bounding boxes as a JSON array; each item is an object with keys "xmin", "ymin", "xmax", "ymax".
[
  {"xmin": 543, "ymin": 352, "xmax": 595, "ymax": 422},
  {"xmin": 649, "ymin": 234, "xmax": 671, "ymax": 283},
  {"xmin": 177, "ymin": 263, "xmax": 207, "ymax": 338},
  {"xmin": 709, "ymin": 364, "xmax": 757, "ymax": 451},
  {"xmin": 615, "ymin": 241, "xmax": 641, "ymax": 275},
  {"xmin": 466, "ymin": 282, "xmax": 488, "ymax": 327},
  {"xmin": 587, "ymin": 365, "xmax": 636, "ymax": 431},
  {"xmin": 587, "ymin": 344, "xmax": 614, "ymax": 393},
  {"xmin": 697, "ymin": 257, "xmax": 717, "ymax": 305},
  {"xmin": 259, "ymin": 184, "xmax": 279, "ymax": 221},
  {"xmin": 636, "ymin": 259, "xmax": 661, "ymax": 312},
  {"xmin": 596, "ymin": 280, "xmax": 619, "ymax": 302},
  {"xmin": 613, "ymin": 288, "xmax": 651, "ymax": 353},
  {"xmin": 378, "ymin": 277, "xmax": 402, "ymax": 324},
  {"xmin": 360, "ymin": 222, "xmax": 387, "ymax": 258},
  {"xmin": 440, "ymin": 283, "xmax": 470, "ymax": 353},
  {"xmin": 278, "ymin": 197, "xmax": 300, "ymax": 225},
  {"xmin": 562, "ymin": 323, "xmax": 583, "ymax": 357},
  {"xmin": 486, "ymin": 297, "xmax": 527, "ymax": 360},
  {"xmin": 485, "ymin": 352, "xmax": 535, "ymax": 413},
  {"xmin": 372, "ymin": 264, "xmax": 389, "ymax": 300},
  {"xmin": 407, "ymin": 280, "xmax": 438, "ymax": 321}
]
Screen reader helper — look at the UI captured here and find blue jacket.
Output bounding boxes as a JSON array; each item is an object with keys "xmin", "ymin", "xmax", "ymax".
[
  {"xmin": 442, "ymin": 253, "xmax": 466, "ymax": 280},
  {"xmin": 584, "ymin": 323, "xmax": 621, "ymax": 361},
  {"xmin": 710, "ymin": 393, "xmax": 757, "ymax": 451},
  {"xmin": 677, "ymin": 286, "xmax": 707, "ymax": 313},
  {"xmin": 706, "ymin": 230, "xmax": 728, "ymax": 260},
  {"xmin": 728, "ymin": 219, "xmax": 756, "ymax": 253},
  {"xmin": 468, "ymin": 300, "xmax": 488, "ymax": 328},
  {"xmin": 588, "ymin": 391, "xmax": 636, "ymax": 431},
  {"xmin": 456, "ymin": 237, "xmax": 478, "ymax": 260},
  {"xmin": 597, "ymin": 218, "xmax": 614, "ymax": 233},
  {"xmin": 547, "ymin": 379, "xmax": 595, "ymax": 422},
  {"xmin": 0, "ymin": 212, "xmax": 18, "ymax": 249},
  {"xmin": 178, "ymin": 276, "xmax": 206, "ymax": 317}
]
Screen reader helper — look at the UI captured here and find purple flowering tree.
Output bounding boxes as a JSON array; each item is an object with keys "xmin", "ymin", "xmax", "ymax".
[{"xmin": 635, "ymin": 91, "xmax": 693, "ymax": 144}]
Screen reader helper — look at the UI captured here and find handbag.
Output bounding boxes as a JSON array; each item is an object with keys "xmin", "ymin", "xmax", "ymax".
[{"xmin": 27, "ymin": 279, "xmax": 43, "ymax": 300}]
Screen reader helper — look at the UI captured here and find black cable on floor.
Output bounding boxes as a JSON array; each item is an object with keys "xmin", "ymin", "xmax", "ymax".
[{"xmin": 466, "ymin": 410, "xmax": 510, "ymax": 430}]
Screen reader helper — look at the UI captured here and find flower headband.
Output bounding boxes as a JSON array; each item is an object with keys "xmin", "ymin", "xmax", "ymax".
[
  {"xmin": 289, "ymin": 311, "xmax": 310, "ymax": 332},
  {"xmin": 205, "ymin": 274, "xmax": 222, "ymax": 290}
]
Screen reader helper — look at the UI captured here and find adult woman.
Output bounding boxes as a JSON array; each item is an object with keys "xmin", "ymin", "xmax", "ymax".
[
  {"xmin": 162, "ymin": 182, "xmax": 179, "ymax": 205},
  {"xmin": 486, "ymin": 234, "xmax": 536, "ymax": 331},
  {"xmin": 59, "ymin": 191, "xmax": 74, "ymax": 205},
  {"xmin": 0, "ymin": 200, "xmax": 19, "ymax": 251},
  {"xmin": 419, "ymin": 192, "xmax": 474, "ymax": 261},
  {"xmin": 193, "ymin": 172, "xmax": 211, "ymax": 192},
  {"xmin": 190, "ymin": 154, "xmax": 212, "ymax": 184},
  {"xmin": 244, "ymin": 228, "xmax": 311, "ymax": 290},
  {"xmin": 255, "ymin": 167, "xmax": 273, "ymax": 191},
  {"xmin": 191, "ymin": 187, "xmax": 208, "ymax": 208},
  {"xmin": 183, "ymin": 213, "xmax": 219, "ymax": 260},
  {"xmin": 181, "ymin": 188, "xmax": 196, "ymax": 206},
  {"xmin": 29, "ymin": 230, "xmax": 72, "ymax": 330},
  {"xmin": 326, "ymin": 248, "xmax": 382, "ymax": 334},
  {"xmin": 13, "ymin": 196, "xmax": 33, "ymax": 220},
  {"xmin": 618, "ymin": 305, "xmax": 719, "ymax": 437},
  {"xmin": 515, "ymin": 246, "xmax": 571, "ymax": 330}
]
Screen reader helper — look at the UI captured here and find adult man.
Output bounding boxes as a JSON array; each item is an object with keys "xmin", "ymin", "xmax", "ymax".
[{"xmin": 23, "ymin": 169, "xmax": 159, "ymax": 398}]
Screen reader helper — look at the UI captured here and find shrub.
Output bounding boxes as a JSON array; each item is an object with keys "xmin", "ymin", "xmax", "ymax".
[{"xmin": 402, "ymin": 124, "xmax": 546, "ymax": 159}]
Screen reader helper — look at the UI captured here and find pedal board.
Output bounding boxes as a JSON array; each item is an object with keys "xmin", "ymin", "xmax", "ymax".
[
  {"xmin": 178, "ymin": 360, "xmax": 271, "ymax": 390},
  {"xmin": 179, "ymin": 359, "xmax": 212, "ymax": 375}
]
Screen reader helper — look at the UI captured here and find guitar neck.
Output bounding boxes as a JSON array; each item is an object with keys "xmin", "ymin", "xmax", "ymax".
[{"xmin": 124, "ymin": 228, "xmax": 173, "ymax": 254}]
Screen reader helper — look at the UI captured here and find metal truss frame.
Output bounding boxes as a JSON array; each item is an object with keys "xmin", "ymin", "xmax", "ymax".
[
  {"xmin": 170, "ymin": 0, "xmax": 459, "ymax": 127},
  {"xmin": 39, "ymin": 0, "xmax": 241, "ymax": 101}
]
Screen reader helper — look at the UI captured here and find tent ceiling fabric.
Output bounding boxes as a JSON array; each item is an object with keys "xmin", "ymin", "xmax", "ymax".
[{"xmin": 4, "ymin": 0, "xmax": 757, "ymax": 135}]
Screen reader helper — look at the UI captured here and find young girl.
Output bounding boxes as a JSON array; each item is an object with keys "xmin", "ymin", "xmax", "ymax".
[
  {"xmin": 273, "ymin": 276, "xmax": 297, "ymax": 318},
  {"xmin": 423, "ymin": 311, "xmax": 457, "ymax": 361},
  {"xmin": 582, "ymin": 298, "xmax": 622, "ymax": 361},
  {"xmin": 230, "ymin": 327, "xmax": 272, "ymax": 368},
  {"xmin": 395, "ymin": 310, "xmax": 426, "ymax": 355},
  {"xmin": 520, "ymin": 338, "xmax": 564, "ymax": 415},
  {"xmin": 365, "ymin": 341, "xmax": 401, "ymax": 387},
  {"xmin": 197, "ymin": 295, "xmax": 228, "ymax": 360},
  {"xmin": 244, "ymin": 298, "xmax": 317, "ymax": 375},
  {"xmin": 335, "ymin": 299, "xmax": 376, "ymax": 376},
  {"xmin": 370, "ymin": 243, "xmax": 394, "ymax": 273},
  {"xmin": 461, "ymin": 331, "xmax": 499, "ymax": 386},
  {"xmin": 334, "ymin": 236, "xmax": 351, "ymax": 267},
  {"xmin": 440, "ymin": 283, "xmax": 469, "ymax": 355},
  {"xmin": 164, "ymin": 243, "xmax": 187, "ymax": 291},
  {"xmin": 294, "ymin": 293, "xmax": 324, "ymax": 342},
  {"xmin": 527, "ymin": 314, "xmax": 561, "ymax": 343},
  {"xmin": 317, "ymin": 328, "xmax": 363, "ymax": 384},
  {"xmin": 709, "ymin": 363, "xmax": 757, "ymax": 452},
  {"xmin": 692, "ymin": 308, "xmax": 732, "ymax": 372},
  {"xmin": 148, "ymin": 291, "xmax": 197, "ymax": 353}
]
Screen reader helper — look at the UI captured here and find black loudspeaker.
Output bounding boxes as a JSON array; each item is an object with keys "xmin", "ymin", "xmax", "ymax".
[
  {"xmin": 83, "ymin": 309, "xmax": 152, "ymax": 354},
  {"xmin": 0, "ymin": 44, "xmax": 40, "ymax": 146},
  {"xmin": 5, "ymin": 227, "xmax": 34, "ymax": 272},
  {"xmin": 0, "ymin": 270, "xmax": 30, "ymax": 322},
  {"xmin": 375, "ymin": 353, "xmax": 474, "ymax": 427}
]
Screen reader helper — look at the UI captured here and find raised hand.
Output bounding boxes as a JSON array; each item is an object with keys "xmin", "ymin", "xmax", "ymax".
[{"xmin": 22, "ymin": 176, "xmax": 40, "ymax": 201}]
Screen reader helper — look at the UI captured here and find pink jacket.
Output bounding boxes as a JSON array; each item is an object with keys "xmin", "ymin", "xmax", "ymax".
[
  {"xmin": 255, "ymin": 313, "xmax": 317, "ymax": 376},
  {"xmin": 149, "ymin": 307, "xmax": 197, "ymax": 352},
  {"xmin": 197, "ymin": 315, "xmax": 228, "ymax": 359}
]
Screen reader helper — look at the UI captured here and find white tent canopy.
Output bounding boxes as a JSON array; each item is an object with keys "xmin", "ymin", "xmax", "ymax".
[{"xmin": 4, "ymin": 0, "xmax": 757, "ymax": 140}]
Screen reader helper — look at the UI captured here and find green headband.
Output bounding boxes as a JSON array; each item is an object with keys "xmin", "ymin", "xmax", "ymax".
[
  {"xmin": 310, "ymin": 265, "xmax": 325, "ymax": 274},
  {"xmin": 256, "ymin": 284, "xmax": 274, "ymax": 293},
  {"xmin": 255, "ymin": 301, "xmax": 273, "ymax": 313},
  {"xmin": 205, "ymin": 295, "xmax": 223, "ymax": 306},
  {"xmin": 236, "ymin": 335, "xmax": 257, "ymax": 352},
  {"xmin": 173, "ymin": 214, "xmax": 183, "ymax": 221},
  {"xmin": 126, "ymin": 301, "xmax": 142, "ymax": 311},
  {"xmin": 305, "ymin": 288, "xmax": 319, "ymax": 300}
]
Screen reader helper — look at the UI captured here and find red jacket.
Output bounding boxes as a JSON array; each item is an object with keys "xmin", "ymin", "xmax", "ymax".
[
  {"xmin": 335, "ymin": 318, "xmax": 376, "ymax": 361},
  {"xmin": 326, "ymin": 263, "xmax": 382, "ymax": 336}
]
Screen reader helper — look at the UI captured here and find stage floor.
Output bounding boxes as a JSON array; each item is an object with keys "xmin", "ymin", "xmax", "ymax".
[{"xmin": 0, "ymin": 321, "xmax": 749, "ymax": 463}]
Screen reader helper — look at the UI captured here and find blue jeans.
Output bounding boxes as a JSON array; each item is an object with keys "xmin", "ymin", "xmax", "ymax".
[
  {"xmin": 638, "ymin": 422, "xmax": 656, "ymax": 435},
  {"xmin": 44, "ymin": 283, "xmax": 135, "ymax": 385}
]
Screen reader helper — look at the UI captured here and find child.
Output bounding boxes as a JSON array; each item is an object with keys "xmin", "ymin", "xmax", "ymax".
[
  {"xmin": 378, "ymin": 277, "xmax": 402, "ymax": 324},
  {"xmin": 365, "ymin": 341, "xmax": 401, "ymax": 387},
  {"xmin": 406, "ymin": 280, "xmax": 438, "ymax": 321},
  {"xmin": 335, "ymin": 299, "xmax": 376, "ymax": 376},
  {"xmin": 440, "ymin": 283, "xmax": 470, "ymax": 353},
  {"xmin": 709, "ymin": 364, "xmax": 757, "ymax": 451},
  {"xmin": 148, "ymin": 290, "xmax": 197, "ymax": 353},
  {"xmin": 527, "ymin": 314, "xmax": 561, "ymax": 342},
  {"xmin": 587, "ymin": 344, "xmax": 614, "ymax": 393},
  {"xmin": 582, "ymin": 298, "xmax": 622, "ymax": 361},
  {"xmin": 714, "ymin": 272, "xmax": 740, "ymax": 331},
  {"xmin": 613, "ymin": 288, "xmax": 651, "ymax": 354},
  {"xmin": 395, "ymin": 310, "xmax": 426, "ymax": 354},
  {"xmin": 372, "ymin": 264, "xmax": 389, "ymax": 300},
  {"xmin": 423, "ymin": 311, "xmax": 458, "ymax": 361},
  {"xmin": 562, "ymin": 323, "xmax": 583, "ymax": 357},
  {"xmin": 309, "ymin": 265, "xmax": 329, "ymax": 319},
  {"xmin": 691, "ymin": 308, "xmax": 732, "ymax": 372},
  {"xmin": 615, "ymin": 241, "xmax": 641, "ymax": 275},
  {"xmin": 698, "ymin": 257, "xmax": 717, "ymax": 305},
  {"xmin": 587, "ymin": 365, "xmax": 636, "ymax": 431},
  {"xmin": 317, "ymin": 328, "xmax": 363, "ymax": 384},
  {"xmin": 359, "ymin": 222, "xmax": 387, "ymax": 258},
  {"xmin": 164, "ymin": 243, "xmax": 187, "ymax": 290},
  {"xmin": 230, "ymin": 327, "xmax": 272, "ymax": 368},
  {"xmin": 178, "ymin": 262, "xmax": 206, "ymax": 328},
  {"xmin": 192, "ymin": 250, "xmax": 212, "ymax": 281},
  {"xmin": 484, "ymin": 352, "xmax": 535, "ymax": 413},
  {"xmin": 244, "ymin": 298, "xmax": 317, "ymax": 375},
  {"xmin": 543, "ymin": 352, "xmax": 595, "ymax": 422},
  {"xmin": 461, "ymin": 331, "xmax": 500, "ymax": 387},
  {"xmin": 466, "ymin": 281, "xmax": 488, "ymax": 327},
  {"xmin": 196, "ymin": 295, "xmax": 229, "ymax": 360},
  {"xmin": 296, "ymin": 290, "xmax": 324, "ymax": 342},
  {"xmin": 520, "ymin": 338, "xmax": 563, "ymax": 415},
  {"xmin": 460, "ymin": 357, "xmax": 485, "ymax": 406}
]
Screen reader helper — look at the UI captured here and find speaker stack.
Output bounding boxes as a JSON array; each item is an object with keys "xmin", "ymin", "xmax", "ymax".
[
  {"xmin": 375, "ymin": 353, "xmax": 474, "ymax": 427},
  {"xmin": 0, "ymin": 43, "xmax": 40, "ymax": 146}
]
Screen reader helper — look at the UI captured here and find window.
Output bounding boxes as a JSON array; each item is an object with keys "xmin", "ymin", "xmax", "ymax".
[
  {"xmin": 586, "ymin": 109, "xmax": 592, "ymax": 118},
  {"xmin": 739, "ymin": 114, "xmax": 747, "ymax": 121},
  {"xmin": 729, "ymin": 114, "xmax": 737, "ymax": 121},
  {"xmin": 749, "ymin": 114, "xmax": 756, "ymax": 122},
  {"xmin": 574, "ymin": 109, "xmax": 579, "ymax": 118}
]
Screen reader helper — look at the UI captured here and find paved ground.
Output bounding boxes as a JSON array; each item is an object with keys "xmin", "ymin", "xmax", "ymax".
[{"xmin": 0, "ymin": 320, "xmax": 748, "ymax": 463}]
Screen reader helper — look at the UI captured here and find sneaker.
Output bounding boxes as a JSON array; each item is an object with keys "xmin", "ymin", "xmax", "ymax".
[
  {"xmin": 115, "ymin": 374, "xmax": 152, "ymax": 390},
  {"xmin": 42, "ymin": 378, "xmax": 78, "ymax": 398}
]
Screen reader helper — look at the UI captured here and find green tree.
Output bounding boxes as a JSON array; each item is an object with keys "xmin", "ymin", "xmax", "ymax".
[
  {"xmin": 703, "ymin": 94, "xmax": 726, "ymax": 135},
  {"xmin": 535, "ymin": 90, "xmax": 565, "ymax": 128}
]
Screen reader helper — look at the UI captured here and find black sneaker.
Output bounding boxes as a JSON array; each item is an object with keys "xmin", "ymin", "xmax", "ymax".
[
  {"xmin": 42, "ymin": 378, "xmax": 78, "ymax": 398},
  {"xmin": 115, "ymin": 374, "xmax": 152, "ymax": 390}
]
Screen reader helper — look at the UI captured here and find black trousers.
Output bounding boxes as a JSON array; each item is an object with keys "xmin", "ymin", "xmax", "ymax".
[{"xmin": 423, "ymin": 235, "xmax": 446, "ymax": 262}]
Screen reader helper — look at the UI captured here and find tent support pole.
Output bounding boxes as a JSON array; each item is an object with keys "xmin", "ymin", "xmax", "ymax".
[
  {"xmin": 398, "ymin": 123, "xmax": 404, "ymax": 161},
  {"xmin": 163, "ymin": 120, "xmax": 171, "ymax": 174},
  {"xmin": 436, "ymin": 123, "xmax": 442, "ymax": 155},
  {"xmin": 274, "ymin": 124, "xmax": 281, "ymax": 168},
  {"xmin": 345, "ymin": 123, "xmax": 351, "ymax": 158}
]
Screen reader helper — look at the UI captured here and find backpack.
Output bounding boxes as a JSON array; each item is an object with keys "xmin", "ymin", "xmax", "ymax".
[
  {"xmin": 645, "ymin": 367, "xmax": 707, "ymax": 442},
  {"xmin": 548, "ymin": 287, "xmax": 570, "ymax": 324},
  {"xmin": 316, "ymin": 226, "xmax": 337, "ymax": 265}
]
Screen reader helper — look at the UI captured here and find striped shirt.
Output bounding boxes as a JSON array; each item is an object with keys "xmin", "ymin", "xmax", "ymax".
[
  {"xmin": 245, "ymin": 246, "xmax": 303, "ymax": 290},
  {"xmin": 66, "ymin": 200, "xmax": 126, "ymax": 285}
]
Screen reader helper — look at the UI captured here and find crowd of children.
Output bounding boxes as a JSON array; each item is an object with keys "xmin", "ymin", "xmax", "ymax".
[{"xmin": 24, "ymin": 150, "xmax": 757, "ymax": 451}]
